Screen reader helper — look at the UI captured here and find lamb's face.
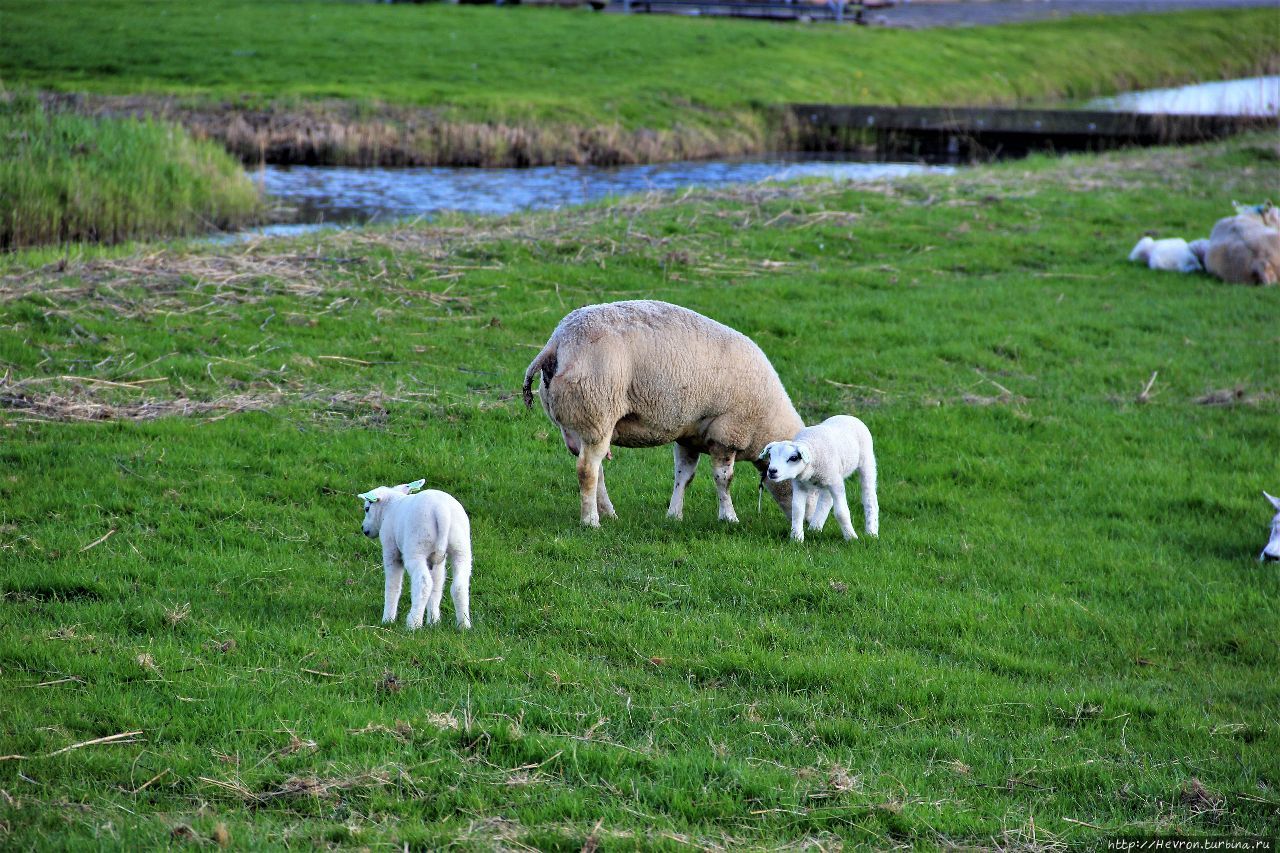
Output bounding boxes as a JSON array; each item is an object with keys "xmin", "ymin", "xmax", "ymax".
[
  {"xmin": 1263, "ymin": 491, "xmax": 1280, "ymax": 563},
  {"xmin": 356, "ymin": 479, "xmax": 427, "ymax": 539},
  {"xmin": 760, "ymin": 441, "xmax": 810, "ymax": 483}
]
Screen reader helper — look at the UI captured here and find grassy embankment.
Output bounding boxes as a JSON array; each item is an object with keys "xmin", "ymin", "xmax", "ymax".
[
  {"xmin": 2, "ymin": 1, "xmax": 1278, "ymax": 165},
  {"xmin": 1, "ymin": 135, "xmax": 1278, "ymax": 847},
  {"xmin": 0, "ymin": 95, "xmax": 260, "ymax": 249}
]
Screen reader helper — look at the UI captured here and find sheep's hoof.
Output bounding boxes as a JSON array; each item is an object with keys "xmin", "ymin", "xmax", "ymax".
[
  {"xmin": 720, "ymin": 513, "xmax": 739, "ymax": 524},
  {"xmin": 581, "ymin": 517, "xmax": 601, "ymax": 528},
  {"xmin": 666, "ymin": 509, "xmax": 683, "ymax": 520}
]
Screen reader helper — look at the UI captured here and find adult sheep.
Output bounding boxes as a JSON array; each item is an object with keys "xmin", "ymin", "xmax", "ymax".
[
  {"xmin": 522, "ymin": 300, "xmax": 808, "ymax": 527},
  {"xmin": 1204, "ymin": 202, "xmax": 1280, "ymax": 286}
]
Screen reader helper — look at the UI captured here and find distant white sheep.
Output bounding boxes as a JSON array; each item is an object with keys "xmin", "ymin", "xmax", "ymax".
[
  {"xmin": 358, "ymin": 479, "xmax": 472, "ymax": 629},
  {"xmin": 1262, "ymin": 491, "xmax": 1280, "ymax": 563},
  {"xmin": 1127, "ymin": 236, "xmax": 1203, "ymax": 273},
  {"xmin": 760, "ymin": 415, "xmax": 878, "ymax": 543}
]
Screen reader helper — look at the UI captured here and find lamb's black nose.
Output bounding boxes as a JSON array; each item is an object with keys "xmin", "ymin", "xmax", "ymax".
[{"xmin": 767, "ymin": 468, "xmax": 778, "ymax": 479}]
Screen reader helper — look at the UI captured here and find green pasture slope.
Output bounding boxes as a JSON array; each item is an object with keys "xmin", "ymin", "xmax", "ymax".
[
  {"xmin": 2, "ymin": 0, "xmax": 1278, "ymax": 129},
  {"xmin": 2, "ymin": 136, "xmax": 1279, "ymax": 847}
]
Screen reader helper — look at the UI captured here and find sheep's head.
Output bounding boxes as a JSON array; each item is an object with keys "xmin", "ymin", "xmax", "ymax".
[
  {"xmin": 1262, "ymin": 491, "xmax": 1280, "ymax": 563},
  {"xmin": 759, "ymin": 441, "xmax": 811, "ymax": 483},
  {"xmin": 1128, "ymin": 236, "xmax": 1154, "ymax": 263},
  {"xmin": 1232, "ymin": 200, "xmax": 1279, "ymax": 228},
  {"xmin": 357, "ymin": 479, "xmax": 426, "ymax": 538}
]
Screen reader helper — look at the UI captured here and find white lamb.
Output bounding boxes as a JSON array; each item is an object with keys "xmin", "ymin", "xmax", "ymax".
[
  {"xmin": 357, "ymin": 479, "xmax": 472, "ymax": 629},
  {"xmin": 760, "ymin": 415, "xmax": 878, "ymax": 543},
  {"xmin": 1128, "ymin": 236, "xmax": 1203, "ymax": 273},
  {"xmin": 1262, "ymin": 491, "xmax": 1280, "ymax": 563}
]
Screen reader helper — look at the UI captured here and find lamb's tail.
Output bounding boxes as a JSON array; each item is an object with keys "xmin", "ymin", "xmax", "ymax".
[
  {"xmin": 522, "ymin": 341, "xmax": 557, "ymax": 410},
  {"xmin": 859, "ymin": 428, "xmax": 879, "ymax": 538}
]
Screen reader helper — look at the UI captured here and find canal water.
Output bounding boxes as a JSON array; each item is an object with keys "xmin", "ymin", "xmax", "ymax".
[{"xmin": 239, "ymin": 76, "xmax": 1276, "ymax": 237}]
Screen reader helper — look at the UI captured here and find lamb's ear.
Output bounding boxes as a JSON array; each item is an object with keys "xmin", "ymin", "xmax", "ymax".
[
  {"xmin": 758, "ymin": 442, "xmax": 776, "ymax": 461},
  {"xmin": 795, "ymin": 443, "xmax": 812, "ymax": 464},
  {"xmin": 357, "ymin": 491, "xmax": 379, "ymax": 503},
  {"xmin": 402, "ymin": 479, "xmax": 426, "ymax": 494},
  {"xmin": 1265, "ymin": 491, "xmax": 1280, "ymax": 511}
]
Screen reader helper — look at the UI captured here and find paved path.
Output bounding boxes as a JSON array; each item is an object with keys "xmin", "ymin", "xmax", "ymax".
[{"xmin": 870, "ymin": 0, "xmax": 1278, "ymax": 28}]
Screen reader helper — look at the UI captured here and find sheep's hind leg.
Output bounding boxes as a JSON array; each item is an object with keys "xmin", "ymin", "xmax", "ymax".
[
  {"xmin": 667, "ymin": 443, "xmax": 700, "ymax": 520},
  {"xmin": 404, "ymin": 557, "xmax": 434, "ymax": 629},
  {"xmin": 449, "ymin": 550, "xmax": 472, "ymax": 630},
  {"xmin": 577, "ymin": 440, "xmax": 611, "ymax": 527},
  {"xmin": 710, "ymin": 449, "xmax": 739, "ymax": 523},
  {"xmin": 829, "ymin": 481, "xmax": 858, "ymax": 541},
  {"xmin": 427, "ymin": 554, "xmax": 446, "ymax": 626},
  {"xmin": 596, "ymin": 464, "xmax": 617, "ymax": 519}
]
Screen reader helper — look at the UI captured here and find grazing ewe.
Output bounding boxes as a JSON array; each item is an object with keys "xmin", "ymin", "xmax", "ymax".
[
  {"xmin": 358, "ymin": 479, "xmax": 472, "ymax": 629},
  {"xmin": 760, "ymin": 415, "xmax": 878, "ymax": 543},
  {"xmin": 1128, "ymin": 236, "xmax": 1203, "ymax": 273},
  {"xmin": 522, "ymin": 300, "xmax": 809, "ymax": 527},
  {"xmin": 1204, "ymin": 202, "xmax": 1280, "ymax": 286},
  {"xmin": 1262, "ymin": 491, "xmax": 1280, "ymax": 563}
]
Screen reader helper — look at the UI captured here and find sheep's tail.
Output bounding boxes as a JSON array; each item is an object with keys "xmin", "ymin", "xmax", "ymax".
[
  {"xmin": 859, "ymin": 430, "xmax": 879, "ymax": 538},
  {"xmin": 522, "ymin": 341, "xmax": 557, "ymax": 410}
]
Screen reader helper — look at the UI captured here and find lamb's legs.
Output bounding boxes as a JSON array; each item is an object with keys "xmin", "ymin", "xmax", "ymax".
[
  {"xmin": 789, "ymin": 482, "xmax": 809, "ymax": 542},
  {"xmin": 808, "ymin": 491, "xmax": 834, "ymax": 531},
  {"xmin": 710, "ymin": 450, "xmax": 738, "ymax": 523},
  {"xmin": 427, "ymin": 555, "xmax": 446, "ymax": 626},
  {"xmin": 382, "ymin": 553, "xmax": 404, "ymax": 624},
  {"xmin": 829, "ymin": 481, "xmax": 858, "ymax": 541},
  {"xmin": 860, "ymin": 458, "xmax": 879, "ymax": 538},
  {"xmin": 404, "ymin": 557, "xmax": 434, "ymax": 629},
  {"xmin": 667, "ymin": 443, "xmax": 700, "ymax": 519},
  {"xmin": 577, "ymin": 440, "xmax": 611, "ymax": 527},
  {"xmin": 449, "ymin": 550, "xmax": 472, "ymax": 630}
]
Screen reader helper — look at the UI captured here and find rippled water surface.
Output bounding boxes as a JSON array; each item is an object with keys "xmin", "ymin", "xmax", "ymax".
[
  {"xmin": 255, "ymin": 158, "xmax": 953, "ymax": 227},
  {"xmin": 1087, "ymin": 75, "xmax": 1279, "ymax": 115}
]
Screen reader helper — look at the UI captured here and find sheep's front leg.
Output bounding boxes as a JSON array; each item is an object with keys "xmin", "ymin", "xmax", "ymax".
[
  {"xmin": 789, "ymin": 483, "xmax": 808, "ymax": 542},
  {"xmin": 596, "ymin": 464, "xmax": 617, "ymax": 519},
  {"xmin": 667, "ymin": 443, "xmax": 700, "ymax": 520},
  {"xmin": 829, "ymin": 481, "xmax": 858, "ymax": 541},
  {"xmin": 404, "ymin": 557, "xmax": 434, "ymax": 629},
  {"xmin": 711, "ymin": 450, "xmax": 738, "ymax": 523},
  {"xmin": 427, "ymin": 554, "xmax": 446, "ymax": 626},
  {"xmin": 808, "ymin": 491, "xmax": 833, "ymax": 531},
  {"xmin": 382, "ymin": 548, "xmax": 405, "ymax": 624},
  {"xmin": 450, "ymin": 550, "xmax": 472, "ymax": 630},
  {"xmin": 577, "ymin": 440, "xmax": 610, "ymax": 527}
]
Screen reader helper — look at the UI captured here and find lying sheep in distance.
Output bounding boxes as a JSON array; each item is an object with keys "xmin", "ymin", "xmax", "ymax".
[
  {"xmin": 358, "ymin": 479, "xmax": 472, "ymax": 629},
  {"xmin": 1262, "ymin": 491, "xmax": 1280, "ymax": 563},
  {"xmin": 1204, "ymin": 201, "xmax": 1280, "ymax": 286},
  {"xmin": 522, "ymin": 299, "xmax": 811, "ymax": 527},
  {"xmin": 760, "ymin": 415, "xmax": 878, "ymax": 543},
  {"xmin": 1128, "ymin": 236, "xmax": 1203, "ymax": 273}
]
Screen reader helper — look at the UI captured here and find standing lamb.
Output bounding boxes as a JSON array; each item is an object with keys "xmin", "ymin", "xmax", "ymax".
[
  {"xmin": 759, "ymin": 415, "xmax": 878, "ymax": 543},
  {"xmin": 358, "ymin": 479, "xmax": 472, "ymax": 629},
  {"xmin": 1127, "ymin": 236, "xmax": 1203, "ymax": 273},
  {"xmin": 1204, "ymin": 202, "xmax": 1280, "ymax": 286},
  {"xmin": 522, "ymin": 300, "xmax": 809, "ymax": 527},
  {"xmin": 1262, "ymin": 491, "xmax": 1280, "ymax": 563}
]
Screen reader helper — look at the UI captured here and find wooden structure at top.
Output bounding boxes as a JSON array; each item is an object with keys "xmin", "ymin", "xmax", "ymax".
[{"xmin": 789, "ymin": 104, "xmax": 1279, "ymax": 159}]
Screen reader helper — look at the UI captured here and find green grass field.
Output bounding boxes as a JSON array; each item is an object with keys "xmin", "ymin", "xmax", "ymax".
[
  {"xmin": 1, "ymin": 136, "xmax": 1278, "ymax": 847},
  {"xmin": 2, "ymin": 1, "xmax": 1277, "ymax": 129}
]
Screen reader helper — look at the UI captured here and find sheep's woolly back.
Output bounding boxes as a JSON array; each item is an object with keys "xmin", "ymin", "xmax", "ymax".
[
  {"xmin": 1205, "ymin": 214, "xmax": 1280, "ymax": 286},
  {"xmin": 525, "ymin": 300, "xmax": 802, "ymax": 458}
]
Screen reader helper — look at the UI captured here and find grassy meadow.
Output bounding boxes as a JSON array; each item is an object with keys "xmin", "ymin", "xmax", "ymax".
[
  {"xmin": 0, "ymin": 94, "xmax": 261, "ymax": 249},
  {"xmin": 2, "ymin": 1, "xmax": 1278, "ymax": 165},
  {"xmin": 1, "ymin": 134, "xmax": 1278, "ymax": 847}
]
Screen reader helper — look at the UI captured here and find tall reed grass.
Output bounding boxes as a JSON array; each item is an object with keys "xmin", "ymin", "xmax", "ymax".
[{"xmin": 0, "ymin": 94, "xmax": 261, "ymax": 249}]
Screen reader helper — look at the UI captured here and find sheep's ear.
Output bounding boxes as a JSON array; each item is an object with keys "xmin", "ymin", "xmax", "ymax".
[
  {"xmin": 403, "ymin": 479, "xmax": 426, "ymax": 494},
  {"xmin": 795, "ymin": 443, "xmax": 812, "ymax": 464},
  {"xmin": 1265, "ymin": 491, "xmax": 1280, "ymax": 511},
  {"xmin": 758, "ymin": 442, "xmax": 776, "ymax": 461},
  {"xmin": 357, "ymin": 491, "xmax": 379, "ymax": 503}
]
